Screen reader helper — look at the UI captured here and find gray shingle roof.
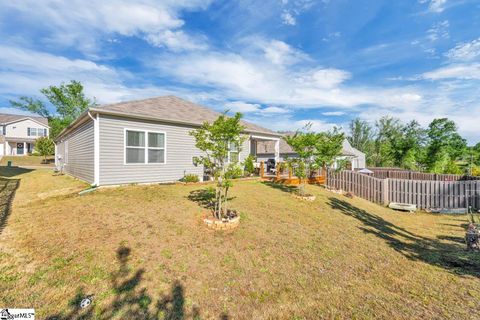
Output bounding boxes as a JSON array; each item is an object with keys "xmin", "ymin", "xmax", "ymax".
[
  {"xmin": 0, "ymin": 113, "xmax": 49, "ymax": 126},
  {"xmin": 91, "ymin": 96, "xmax": 279, "ymax": 136}
]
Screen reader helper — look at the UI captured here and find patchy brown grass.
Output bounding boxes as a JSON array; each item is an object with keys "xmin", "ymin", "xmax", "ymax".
[
  {"xmin": 0, "ymin": 168, "xmax": 479, "ymax": 319},
  {"xmin": 0, "ymin": 155, "xmax": 55, "ymax": 167}
]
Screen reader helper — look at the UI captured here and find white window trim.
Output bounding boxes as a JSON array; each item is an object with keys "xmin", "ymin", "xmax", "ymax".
[
  {"xmin": 27, "ymin": 127, "xmax": 48, "ymax": 137},
  {"xmin": 227, "ymin": 141, "xmax": 240, "ymax": 164},
  {"xmin": 123, "ymin": 128, "xmax": 167, "ymax": 165}
]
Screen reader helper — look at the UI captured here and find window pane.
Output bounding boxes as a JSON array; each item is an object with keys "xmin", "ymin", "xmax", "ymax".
[
  {"xmin": 126, "ymin": 148, "xmax": 145, "ymax": 163},
  {"xmin": 148, "ymin": 132, "xmax": 165, "ymax": 148},
  {"xmin": 230, "ymin": 151, "xmax": 239, "ymax": 163},
  {"xmin": 229, "ymin": 141, "xmax": 238, "ymax": 152},
  {"xmin": 148, "ymin": 149, "xmax": 165, "ymax": 163},
  {"xmin": 126, "ymin": 131, "xmax": 145, "ymax": 147},
  {"xmin": 30, "ymin": 128, "xmax": 37, "ymax": 136}
]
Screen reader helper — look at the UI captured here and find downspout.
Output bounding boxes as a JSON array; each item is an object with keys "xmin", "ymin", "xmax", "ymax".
[{"xmin": 88, "ymin": 111, "xmax": 100, "ymax": 186}]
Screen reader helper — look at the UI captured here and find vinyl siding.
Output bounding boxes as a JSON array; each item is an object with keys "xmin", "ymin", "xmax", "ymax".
[
  {"xmin": 5, "ymin": 119, "xmax": 49, "ymax": 138},
  {"xmin": 56, "ymin": 120, "xmax": 95, "ymax": 184},
  {"xmin": 98, "ymin": 115, "xmax": 251, "ymax": 185}
]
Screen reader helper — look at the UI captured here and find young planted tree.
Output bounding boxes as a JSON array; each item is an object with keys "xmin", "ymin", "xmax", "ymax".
[
  {"xmin": 35, "ymin": 136, "xmax": 55, "ymax": 164},
  {"xmin": 190, "ymin": 112, "xmax": 246, "ymax": 219},
  {"xmin": 284, "ymin": 127, "xmax": 318, "ymax": 196},
  {"xmin": 314, "ymin": 128, "xmax": 345, "ymax": 169},
  {"xmin": 285, "ymin": 125, "xmax": 344, "ymax": 196}
]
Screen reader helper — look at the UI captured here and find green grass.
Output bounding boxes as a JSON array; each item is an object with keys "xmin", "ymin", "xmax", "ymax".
[
  {"xmin": 0, "ymin": 167, "xmax": 479, "ymax": 319},
  {"xmin": 0, "ymin": 155, "xmax": 54, "ymax": 167}
]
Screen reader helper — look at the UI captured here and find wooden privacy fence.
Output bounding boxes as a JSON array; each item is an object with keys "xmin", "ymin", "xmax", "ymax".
[
  {"xmin": 367, "ymin": 168, "xmax": 480, "ymax": 181},
  {"xmin": 327, "ymin": 170, "xmax": 480, "ymax": 210}
]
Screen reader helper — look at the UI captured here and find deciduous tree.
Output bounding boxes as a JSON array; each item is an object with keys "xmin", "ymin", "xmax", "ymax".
[
  {"xmin": 189, "ymin": 112, "xmax": 246, "ymax": 219},
  {"xmin": 10, "ymin": 80, "xmax": 96, "ymax": 139}
]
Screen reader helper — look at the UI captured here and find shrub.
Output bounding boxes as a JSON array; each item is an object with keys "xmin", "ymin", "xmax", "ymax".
[
  {"xmin": 243, "ymin": 155, "xmax": 255, "ymax": 175},
  {"xmin": 182, "ymin": 174, "xmax": 200, "ymax": 183},
  {"xmin": 225, "ymin": 164, "xmax": 243, "ymax": 179},
  {"xmin": 35, "ymin": 136, "xmax": 55, "ymax": 163}
]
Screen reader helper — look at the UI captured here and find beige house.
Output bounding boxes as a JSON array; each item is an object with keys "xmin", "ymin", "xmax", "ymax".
[{"xmin": 0, "ymin": 113, "xmax": 50, "ymax": 156}]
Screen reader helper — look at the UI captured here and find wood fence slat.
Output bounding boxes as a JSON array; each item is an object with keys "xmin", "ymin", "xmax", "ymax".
[{"xmin": 326, "ymin": 170, "xmax": 479, "ymax": 210}]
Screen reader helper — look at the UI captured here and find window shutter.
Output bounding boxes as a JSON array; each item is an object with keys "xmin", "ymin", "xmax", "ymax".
[
  {"xmin": 27, "ymin": 128, "xmax": 31, "ymax": 136},
  {"xmin": 44, "ymin": 128, "xmax": 47, "ymax": 136}
]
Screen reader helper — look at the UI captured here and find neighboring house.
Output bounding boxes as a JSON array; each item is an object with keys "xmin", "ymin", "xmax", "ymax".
[
  {"xmin": 255, "ymin": 134, "xmax": 366, "ymax": 170},
  {"xmin": 54, "ymin": 96, "xmax": 282, "ymax": 186},
  {"xmin": 0, "ymin": 113, "xmax": 49, "ymax": 156}
]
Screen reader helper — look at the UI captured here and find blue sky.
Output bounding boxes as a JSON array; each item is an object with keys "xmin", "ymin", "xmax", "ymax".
[{"xmin": 1, "ymin": 0, "xmax": 479, "ymax": 142}]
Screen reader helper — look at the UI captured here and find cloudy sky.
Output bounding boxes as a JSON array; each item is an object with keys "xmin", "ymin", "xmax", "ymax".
[{"xmin": 0, "ymin": 0, "xmax": 479, "ymax": 142}]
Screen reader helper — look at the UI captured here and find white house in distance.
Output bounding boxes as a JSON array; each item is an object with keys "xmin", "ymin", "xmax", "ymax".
[{"xmin": 0, "ymin": 113, "xmax": 50, "ymax": 156}]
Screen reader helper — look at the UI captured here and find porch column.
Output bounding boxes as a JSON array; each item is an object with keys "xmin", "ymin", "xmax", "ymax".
[
  {"xmin": 274, "ymin": 139, "xmax": 280, "ymax": 164},
  {"xmin": 23, "ymin": 142, "xmax": 26, "ymax": 155}
]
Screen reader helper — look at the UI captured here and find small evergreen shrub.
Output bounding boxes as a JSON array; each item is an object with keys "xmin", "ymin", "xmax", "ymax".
[
  {"xmin": 243, "ymin": 155, "xmax": 255, "ymax": 175},
  {"xmin": 225, "ymin": 164, "xmax": 243, "ymax": 179},
  {"xmin": 182, "ymin": 174, "xmax": 200, "ymax": 183}
]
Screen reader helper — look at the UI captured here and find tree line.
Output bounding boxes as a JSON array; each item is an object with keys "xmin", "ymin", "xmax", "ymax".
[{"xmin": 347, "ymin": 117, "xmax": 480, "ymax": 175}]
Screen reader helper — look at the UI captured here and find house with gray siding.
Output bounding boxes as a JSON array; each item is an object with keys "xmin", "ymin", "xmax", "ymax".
[{"xmin": 55, "ymin": 96, "xmax": 282, "ymax": 186}]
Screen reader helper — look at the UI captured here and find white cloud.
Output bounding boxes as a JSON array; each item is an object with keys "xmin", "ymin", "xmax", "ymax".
[
  {"xmin": 281, "ymin": 11, "xmax": 296, "ymax": 25},
  {"xmin": 427, "ymin": 20, "xmax": 449, "ymax": 42},
  {"xmin": 245, "ymin": 115, "xmax": 339, "ymax": 133},
  {"xmin": 322, "ymin": 111, "xmax": 346, "ymax": 116},
  {"xmin": 0, "ymin": 1, "xmax": 212, "ymax": 53},
  {"xmin": 0, "ymin": 44, "xmax": 188, "ymax": 104},
  {"xmin": 225, "ymin": 101, "xmax": 260, "ymax": 113},
  {"xmin": 260, "ymin": 106, "xmax": 291, "ymax": 114},
  {"xmin": 445, "ymin": 38, "xmax": 480, "ymax": 62},
  {"xmin": 295, "ymin": 119, "xmax": 340, "ymax": 132},
  {"xmin": 155, "ymin": 49, "xmax": 422, "ymax": 109},
  {"xmin": 262, "ymin": 40, "xmax": 309, "ymax": 65},
  {"xmin": 422, "ymin": 63, "xmax": 480, "ymax": 80},
  {"xmin": 420, "ymin": 0, "xmax": 448, "ymax": 13},
  {"xmin": 297, "ymin": 68, "xmax": 351, "ymax": 89},
  {"xmin": 145, "ymin": 30, "xmax": 208, "ymax": 51}
]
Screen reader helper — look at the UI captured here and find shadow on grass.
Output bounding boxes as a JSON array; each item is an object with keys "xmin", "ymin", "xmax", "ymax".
[
  {"xmin": 46, "ymin": 245, "xmax": 227, "ymax": 319},
  {"xmin": 0, "ymin": 177, "xmax": 20, "ymax": 235},
  {"xmin": 188, "ymin": 188, "xmax": 236, "ymax": 212},
  {"xmin": 328, "ymin": 197, "xmax": 480, "ymax": 277},
  {"xmin": 0, "ymin": 167, "xmax": 34, "ymax": 178},
  {"xmin": 188, "ymin": 188, "xmax": 216, "ymax": 210},
  {"xmin": 261, "ymin": 181, "xmax": 298, "ymax": 194}
]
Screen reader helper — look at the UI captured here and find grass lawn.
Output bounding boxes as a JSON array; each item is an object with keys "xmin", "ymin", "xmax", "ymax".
[
  {"xmin": 0, "ymin": 155, "xmax": 55, "ymax": 167},
  {"xmin": 0, "ymin": 168, "xmax": 479, "ymax": 319}
]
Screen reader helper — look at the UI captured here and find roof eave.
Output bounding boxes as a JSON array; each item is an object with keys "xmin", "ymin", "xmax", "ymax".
[
  {"xmin": 89, "ymin": 107, "xmax": 282, "ymax": 137},
  {"xmin": 1, "ymin": 117, "xmax": 50, "ymax": 128}
]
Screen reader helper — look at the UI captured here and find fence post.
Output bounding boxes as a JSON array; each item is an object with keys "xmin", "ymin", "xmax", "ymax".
[
  {"xmin": 288, "ymin": 164, "xmax": 292, "ymax": 180},
  {"xmin": 382, "ymin": 178, "xmax": 389, "ymax": 206},
  {"xmin": 260, "ymin": 161, "xmax": 264, "ymax": 178},
  {"xmin": 276, "ymin": 163, "xmax": 280, "ymax": 180}
]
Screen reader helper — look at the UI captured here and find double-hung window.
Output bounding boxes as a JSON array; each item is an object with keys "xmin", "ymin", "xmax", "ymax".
[
  {"xmin": 148, "ymin": 132, "xmax": 165, "ymax": 163},
  {"xmin": 125, "ymin": 129, "xmax": 166, "ymax": 164},
  {"xmin": 228, "ymin": 141, "xmax": 239, "ymax": 163},
  {"xmin": 27, "ymin": 128, "xmax": 47, "ymax": 136}
]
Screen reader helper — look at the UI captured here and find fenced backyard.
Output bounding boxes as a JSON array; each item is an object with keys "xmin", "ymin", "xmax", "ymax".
[
  {"xmin": 327, "ymin": 170, "xmax": 480, "ymax": 210},
  {"xmin": 367, "ymin": 168, "xmax": 480, "ymax": 181}
]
